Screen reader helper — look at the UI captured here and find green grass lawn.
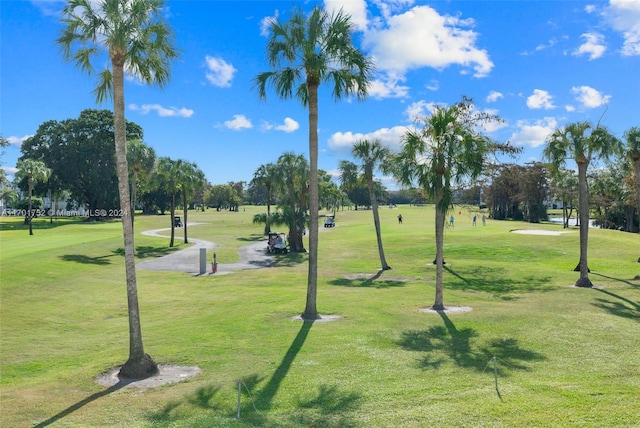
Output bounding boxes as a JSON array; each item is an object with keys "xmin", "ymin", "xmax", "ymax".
[{"xmin": 1, "ymin": 206, "xmax": 639, "ymax": 427}]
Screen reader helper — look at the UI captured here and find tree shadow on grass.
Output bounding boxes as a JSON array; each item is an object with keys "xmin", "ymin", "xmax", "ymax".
[
  {"xmin": 328, "ymin": 270, "xmax": 406, "ymax": 288},
  {"xmin": 398, "ymin": 312, "xmax": 545, "ymax": 374},
  {"xmin": 237, "ymin": 234, "xmax": 268, "ymax": 242},
  {"xmin": 34, "ymin": 379, "xmax": 132, "ymax": 427},
  {"xmin": 148, "ymin": 384, "xmax": 224, "ymax": 425},
  {"xmin": 591, "ymin": 272, "xmax": 639, "ymax": 287},
  {"xmin": 271, "ymin": 251, "xmax": 306, "ymax": 267},
  {"xmin": 113, "ymin": 245, "xmax": 181, "ymax": 259},
  {"xmin": 591, "ymin": 288, "xmax": 639, "ymax": 323},
  {"xmin": 59, "ymin": 254, "xmax": 114, "ymax": 265},
  {"xmin": 444, "ymin": 266, "xmax": 554, "ymax": 299},
  {"xmin": 61, "ymin": 245, "xmax": 179, "ymax": 265}
]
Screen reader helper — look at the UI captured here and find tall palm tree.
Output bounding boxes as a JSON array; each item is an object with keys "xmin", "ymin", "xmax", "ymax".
[
  {"xmin": 255, "ymin": 6, "xmax": 373, "ymax": 320},
  {"xmin": 253, "ymin": 163, "xmax": 277, "ymax": 234},
  {"xmin": 274, "ymin": 152, "xmax": 309, "ymax": 253},
  {"xmin": 16, "ymin": 159, "xmax": 50, "ymax": 236},
  {"xmin": 156, "ymin": 157, "xmax": 181, "ymax": 248},
  {"xmin": 623, "ymin": 127, "xmax": 640, "ymax": 261},
  {"xmin": 177, "ymin": 161, "xmax": 205, "ymax": 244},
  {"xmin": 352, "ymin": 139, "xmax": 391, "ymax": 271},
  {"xmin": 127, "ymin": 139, "xmax": 156, "ymax": 225},
  {"xmin": 338, "ymin": 159, "xmax": 360, "ymax": 209},
  {"xmin": 543, "ymin": 121, "xmax": 622, "ymax": 287},
  {"xmin": 390, "ymin": 98, "xmax": 509, "ymax": 310},
  {"xmin": 58, "ymin": 0, "xmax": 178, "ymax": 378}
]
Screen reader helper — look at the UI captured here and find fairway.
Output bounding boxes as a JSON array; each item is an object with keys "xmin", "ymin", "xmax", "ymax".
[{"xmin": 1, "ymin": 205, "xmax": 639, "ymax": 427}]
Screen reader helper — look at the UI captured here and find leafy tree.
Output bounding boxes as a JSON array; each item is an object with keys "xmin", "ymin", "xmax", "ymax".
[
  {"xmin": 15, "ymin": 159, "xmax": 50, "ymax": 235},
  {"xmin": 127, "ymin": 139, "xmax": 156, "ymax": 222},
  {"xmin": 255, "ymin": 6, "xmax": 373, "ymax": 319},
  {"xmin": 205, "ymin": 184, "xmax": 240, "ymax": 211},
  {"xmin": 352, "ymin": 139, "xmax": 392, "ymax": 270},
  {"xmin": 252, "ymin": 163, "xmax": 277, "ymax": 233},
  {"xmin": 543, "ymin": 121, "xmax": 622, "ymax": 287},
  {"xmin": 58, "ymin": 0, "xmax": 178, "ymax": 378},
  {"xmin": 548, "ymin": 168, "xmax": 578, "ymax": 228},
  {"xmin": 20, "ymin": 110, "xmax": 144, "ymax": 216},
  {"xmin": 389, "ymin": 97, "xmax": 516, "ymax": 310}
]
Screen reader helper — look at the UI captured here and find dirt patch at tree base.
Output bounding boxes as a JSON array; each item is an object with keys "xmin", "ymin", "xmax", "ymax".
[
  {"xmin": 290, "ymin": 314, "xmax": 343, "ymax": 322},
  {"xmin": 95, "ymin": 364, "xmax": 201, "ymax": 389}
]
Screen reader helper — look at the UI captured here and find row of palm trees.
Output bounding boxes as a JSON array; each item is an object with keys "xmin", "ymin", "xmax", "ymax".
[{"xmin": 54, "ymin": 0, "xmax": 638, "ymax": 379}]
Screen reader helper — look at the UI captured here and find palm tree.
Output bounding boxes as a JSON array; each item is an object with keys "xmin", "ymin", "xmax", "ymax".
[
  {"xmin": 338, "ymin": 160, "xmax": 360, "ymax": 209},
  {"xmin": 255, "ymin": 6, "xmax": 373, "ymax": 320},
  {"xmin": 352, "ymin": 139, "xmax": 391, "ymax": 271},
  {"xmin": 156, "ymin": 157, "xmax": 181, "ymax": 248},
  {"xmin": 127, "ymin": 139, "xmax": 156, "ymax": 225},
  {"xmin": 16, "ymin": 159, "xmax": 50, "ymax": 236},
  {"xmin": 177, "ymin": 161, "xmax": 205, "ymax": 244},
  {"xmin": 622, "ymin": 127, "xmax": 640, "ymax": 262},
  {"xmin": 390, "ymin": 98, "xmax": 510, "ymax": 310},
  {"xmin": 58, "ymin": 0, "xmax": 178, "ymax": 378},
  {"xmin": 543, "ymin": 122, "xmax": 622, "ymax": 287},
  {"xmin": 274, "ymin": 152, "xmax": 309, "ymax": 253},
  {"xmin": 253, "ymin": 163, "xmax": 277, "ymax": 234}
]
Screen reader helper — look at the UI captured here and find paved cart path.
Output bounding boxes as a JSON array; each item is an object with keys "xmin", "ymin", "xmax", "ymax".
[{"xmin": 136, "ymin": 224, "xmax": 274, "ymax": 275}]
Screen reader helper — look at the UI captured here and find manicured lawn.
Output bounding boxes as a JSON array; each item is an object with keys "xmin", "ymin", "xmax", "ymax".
[{"xmin": 1, "ymin": 206, "xmax": 639, "ymax": 427}]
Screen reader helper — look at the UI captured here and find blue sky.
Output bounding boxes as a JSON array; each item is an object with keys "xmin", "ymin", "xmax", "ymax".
[{"xmin": 2, "ymin": 0, "xmax": 639, "ymax": 191}]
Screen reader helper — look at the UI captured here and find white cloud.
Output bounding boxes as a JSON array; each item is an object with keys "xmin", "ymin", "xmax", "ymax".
[
  {"xmin": 572, "ymin": 32, "xmax": 606, "ymax": 60},
  {"xmin": 526, "ymin": 89, "xmax": 556, "ymax": 110},
  {"xmin": 328, "ymin": 126, "xmax": 408, "ymax": 153},
  {"xmin": 486, "ymin": 91, "xmax": 504, "ymax": 103},
  {"xmin": 565, "ymin": 105, "xmax": 576, "ymax": 112},
  {"xmin": 363, "ymin": 5, "xmax": 493, "ymax": 77},
  {"xmin": 368, "ymin": 72, "xmax": 410, "ymax": 99},
  {"xmin": 605, "ymin": 0, "xmax": 640, "ymax": 56},
  {"xmin": 425, "ymin": 79, "xmax": 439, "ymax": 91},
  {"xmin": 509, "ymin": 117, "xmax": 558, "ymax": 148},
  {"xmin": 129, "ymin": 103, "xmax": 194, "ymax": 118},
  {"xmin": 324, "ymin": 0, "xmax": 368, "ymax": 31},
  {"xmin": 262, "ymin": 117, "xmax": 300, "ymax": 133},
  {"xmin": 205, "ymin": 55, "xmax": 236, "ymax": 87},
  {"xmin": 6, "ymin": 135, "xmax": 31, "ymax": 147},
  {"xmin": 404, "ymin": 100, "xmax": 438, "ymax": 121},
  {"xmin": 585, "ymin": 4, "xmax": 597, "ymax": 14},
  {"xmin": 1, "ymin": 166, "xmax": 18, "ymax": 176},
  {"xmin": 260, "ymin": 10, "xmax": 278, "ymax": 37},
  {"xmin": 571, "ymin": 85, "xmax": 611, "ymax": 108},
  {"xmin": 223, "ymin": 114, "xmax": 252, "ymax": 131}
]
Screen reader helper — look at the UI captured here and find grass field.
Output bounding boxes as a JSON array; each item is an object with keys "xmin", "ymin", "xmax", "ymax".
[{"xmin": 1, "ymin": 205, "xmax": 639, "ymax": 427}]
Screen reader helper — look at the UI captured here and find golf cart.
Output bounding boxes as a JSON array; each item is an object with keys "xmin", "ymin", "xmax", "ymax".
[
  {"xmin": 324, "ymin": 215, "xmax": 335, "ymax": 228},
  {"xmin": 173, "ymin": 216, "xmax": 183, "ymax": 227},
  {"xmin": 267, "ymin": 232, "xmax": 288, "ymax": 254}
]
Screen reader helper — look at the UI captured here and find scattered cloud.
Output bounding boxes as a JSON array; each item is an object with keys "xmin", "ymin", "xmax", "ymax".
[
  {"xmin": 565, "ymin": 105, "xmax": 576, "ymax": 112},
  {"xmin": 425, "ymin": 79, "xmax": 439, "ymax": 91},
  {"xmin": 204, "ymin": 55, "xmax": 236, "ymax": 87},
  {"xmin": 572, "ymin": 32, "xmax": 606, "ymax": 60},
  {"xmin": 129, "ymin": 104, "xmax": 194, "ymax": 118},
  {"xmin": 260, "ymin": 10, "xmax": 278, "ymax": 36},
  {"xmin": 509, "ymin": 117, "xmax": 558, "ymax": 148},
  {"xmin": 526, "ymin": 89, "xmax": 556, "ymax": 110},
  {"xmin": 6, "ymin": 135, "xmax": 31, "ymax": 147},
  {"xmin": 571, "ymin": 85, "xmax": 611, "ymax": 108},
  {"xmin": 262, "ymin": 117, "xmax": 300, "ymax": 133},
  {"xmin": 604, "ymin": 0, "xmax": 640, "ymax": 56},
  {"xmin": 486, "ymin": 90, "xmax": 504, "ymax": 103},
  {"xmin": 327, "ymin": 125, "xmax": 408, "ymax": 153},
  {"xmin": 585, "ymin": 4, "xmax": 597, "ymax": 14},
  {"xmin": 222, "ymin": 114, "xmax": 252, "ymax": 131},
  {"xmin": 324, "ymin": 0, "xmax": 368, "ymax": 31},
  {"xmin": 363, "ymin": 5, "xmax": 493, "ymax": 77},
  {"xmin": 1, "ymin": 166, "xmax": 18, "ymax": 176},
  {"xmin": 368, "ymin": 72, "xmax": 410, "ymax": 99},
  {"xmin": 404, "ymin": 100, "xmax": 438, "ymax": 121}
]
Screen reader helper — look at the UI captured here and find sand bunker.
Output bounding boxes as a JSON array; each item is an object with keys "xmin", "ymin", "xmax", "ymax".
[{"xmin": 510, "ymin": 229, "xmax": 572, "ymax": 236}]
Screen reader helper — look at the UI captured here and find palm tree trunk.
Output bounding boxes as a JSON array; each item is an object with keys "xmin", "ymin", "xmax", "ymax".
[
  {"xmin": 302, "ymin": 82, "xmax": 319, "ymax": 320},
  {"xmin": 131, "ymin": 171, "xmax": 138, "ymax": 230},
  {"xmin": 368, "ymin": 174, "xmax": 390, "ymax": 270},
  {"xmin": 433, "ymin": 191, "xmax": 445, "ymax": 310},
  {"xmin": 634, "ymin": 160, "xmax": 640, "ymax": 261},
  {"xmin": 112, "ymin": 61, "xmax": 157, "ymax": 378},
  {"xmin": 28, "ymin": 181, "xmax": 33, "ymax": 236},
  {"xmin": 169, "ymin": 193, "xmax": 176, "ymax": 247},
  {"xmin": 575, "ymin": 162, "xmax": 593, "ymax": 287}
]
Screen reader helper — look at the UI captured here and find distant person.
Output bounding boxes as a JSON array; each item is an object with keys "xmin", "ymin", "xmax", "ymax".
[
  {"xmin": 449, "ymin": 215, "xmax": 454, "ymax": 228},
  {"xmin": 482, "ymin": 214, "xmax": 487, "ymax": 226},
  {"xmin": 472, "ymin": 215, "xmax": 477, "ymax": 226},
  {"xmin": 211, "ymin": 252, "xmax": 217, "ymax": 274},
  {"xmin": 398, "ymin": 214, "xmax": 403, "ymax": 224}
]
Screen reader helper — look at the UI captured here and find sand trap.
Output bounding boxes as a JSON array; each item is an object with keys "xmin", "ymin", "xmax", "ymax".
[{"xmin": 510, "ymin": 229, "xmax": 571, "ymax": 236}]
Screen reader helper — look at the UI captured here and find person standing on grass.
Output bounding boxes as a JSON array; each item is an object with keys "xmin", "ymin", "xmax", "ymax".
[
  {"xmin": 472, "ymin": 215, "xmax": 477, "ymax": 226},
  {"xmin": 398, "ymin": 214, "xmax": 403, "ymax": 224},
  {"xmin": 482, "ymin": 214, "xmax": 486, "ymax": 226},
  {"xmin": 449, "ymin": 215, "xmax": 454, "ymax": 228}
]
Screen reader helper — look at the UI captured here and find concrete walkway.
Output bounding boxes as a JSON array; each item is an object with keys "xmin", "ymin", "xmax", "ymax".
[{"xmin": 136, "ymin": 224, "xmax": 274, "ymax": 275}]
